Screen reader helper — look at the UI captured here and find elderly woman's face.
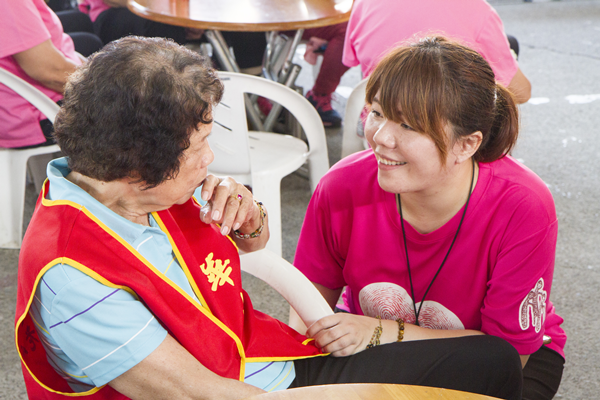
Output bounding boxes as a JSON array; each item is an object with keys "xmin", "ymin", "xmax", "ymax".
[{"xmin": 144, "ymin": 121, "xmax": 214, "ymax": 208}]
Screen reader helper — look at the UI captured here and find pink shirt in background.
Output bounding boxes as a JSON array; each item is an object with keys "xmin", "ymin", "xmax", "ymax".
[
  {"xmin": 294, "ymin": 151, "xmax": 566, "ymax": 358},
  {"xmin": 78, "ymin": 0, "xmax": 110, "ymax": 23},
  {"xmin": 343, "ymin": 0, "xmax": 519, "ymax": 86},
  {"xmin": 0, "ymin": 0, "xmax": 81, "ymax": 148}
]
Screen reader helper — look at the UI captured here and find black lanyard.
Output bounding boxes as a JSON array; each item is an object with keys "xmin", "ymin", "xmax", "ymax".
[{"xmin": 397, "ymin": 158, "xmax": 475, "ymax": 326}]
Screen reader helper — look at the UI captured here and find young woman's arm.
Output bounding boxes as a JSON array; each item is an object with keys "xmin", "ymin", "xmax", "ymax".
[{"xmin": 307, "ymin": 284, "xmax": 530, "ymax": 367}]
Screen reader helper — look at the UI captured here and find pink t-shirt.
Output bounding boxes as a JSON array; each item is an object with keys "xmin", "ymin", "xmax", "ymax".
[
  {"xmin": 343, "ymin": 0, "xmax": 519, "ymax": 86},
  {"xmin": 0, "ymin": 0, "xmax": 81, "ymax": 148},
  {"xmin": 78, "ymin": 0, "xmax": 110, "ymax": 23},
  {"xmin": 295, "ymin": 151, "xmax": 566, "ymax": 358}
]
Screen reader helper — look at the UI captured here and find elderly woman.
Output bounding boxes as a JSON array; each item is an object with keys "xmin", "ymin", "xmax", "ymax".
[
  {"xmin": 16, "ymin": 37, "xmax": 521, "ymax": 400},
  {"xmin": 295, "ymin": 37, "xmax": 565, "ymax": 400}
]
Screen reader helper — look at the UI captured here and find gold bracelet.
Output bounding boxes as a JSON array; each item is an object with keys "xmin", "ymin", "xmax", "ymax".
[
  {"xmin": 233, "ymin": 201, "xmax": 266, "ymax": 239},
  {"xmin": 396, "ymin": 318, "xmax": 404, "ymax": 342},
  {"xmin": 366, "ymin": 316, "xmax": 382, "ymax": 349}
]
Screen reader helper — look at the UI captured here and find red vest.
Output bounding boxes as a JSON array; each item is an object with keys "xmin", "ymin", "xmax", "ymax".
[{"xmin": 15, "ymin": 181, "xmax": 322, "ymax": 399}]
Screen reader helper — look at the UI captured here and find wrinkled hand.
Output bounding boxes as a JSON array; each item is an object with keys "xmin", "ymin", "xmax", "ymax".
[
  {"xmin": 198, "ymin": 175, "xmax": 260, "ymax": 237},
  {"xmin": 307, "ymin": 313, "xmax": 379, "ymax": 357}
]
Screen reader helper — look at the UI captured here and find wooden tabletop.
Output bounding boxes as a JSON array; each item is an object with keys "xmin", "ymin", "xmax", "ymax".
[
  {"xmin": 244, "ymin": 384, "xmax": 502, "ymax": 400},
  {"xmin": 128, "ymin": 0, "xmax": 353, "ymax": 31}
]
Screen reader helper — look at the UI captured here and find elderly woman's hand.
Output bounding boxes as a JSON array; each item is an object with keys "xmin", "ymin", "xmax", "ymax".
[{"xmin": 199, "ymin": 175, "xmax": 269, "ymax": 252}]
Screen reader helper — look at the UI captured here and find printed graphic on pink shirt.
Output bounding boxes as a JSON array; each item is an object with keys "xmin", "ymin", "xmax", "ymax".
[
  {"xmin": 520, "ymin": 278, "xmax": 547, "ymax": 333},
  {"xmin": 359, "ymin": 282, "xmax": 464, "ymax": 330}
]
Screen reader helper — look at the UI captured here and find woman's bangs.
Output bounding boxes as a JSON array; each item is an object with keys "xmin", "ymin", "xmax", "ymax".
[{"xmin": 379, "ymin": 55, "xmax": 434, "ymax": 135}]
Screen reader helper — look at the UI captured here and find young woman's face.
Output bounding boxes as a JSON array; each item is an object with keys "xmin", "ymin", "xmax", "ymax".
[{"xmin": 365, "ymin": 95, "xmax": 455, "ymax": 195}]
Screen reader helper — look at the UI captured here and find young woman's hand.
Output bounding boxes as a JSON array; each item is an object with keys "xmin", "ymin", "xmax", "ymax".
[{"xmin": 307, "ymin": 313, "xmax": 380, "ymax": 357}]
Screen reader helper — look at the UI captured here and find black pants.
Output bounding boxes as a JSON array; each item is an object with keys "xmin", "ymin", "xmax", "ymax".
[
  {"xmin": 56, "ymin": 10, "xmax": 104, "ymax": 57},
  {"xmin": 291, "ymin": 336, "xmax": 523, "ymax": 400},
  {"xmin": 94, "ymin": 7, "xmax": 187, "ymax": 45},
  {"xmin": 507, "ymin": 34, "xmax": 520, "ymax": 59},
  {"xmin": 522, "ymin": 346, "xmax": 565, "ymax": 400},
  {"xmin": 92, "ymin": 7, "xmax": 266, "ymax": 69}
]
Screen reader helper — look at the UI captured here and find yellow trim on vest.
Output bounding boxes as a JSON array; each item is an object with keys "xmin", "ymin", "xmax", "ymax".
[
  {"xmin": 15, "ymin": 258, "xmax": 104, "ymax": 397},
  {"xmin": 151, "ymin": 212, "xmax": 248, "ymax": 381},
  {"xmin": 245, "ymin": 353, "xmax": 329, "ymax": 363},
  {"xmin": 31, "ymin": 191, "xmax": 314, "ymax": 384},
  {"xmin": 302, "ymin": 338, "xmax": 316, "ymax": 346},
  {"xmin": 150, "ymin": 212, "xmax": 211, "ymax": 310},
  {"xmin": 42, "ymin": 192, "xmax": 248, "ymax": 381},
  {"xmin": 40, "ymin": 197, "xmax": 156, "ymax": 294}
]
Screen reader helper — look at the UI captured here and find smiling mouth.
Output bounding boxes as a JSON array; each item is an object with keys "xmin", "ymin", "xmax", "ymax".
[{"xmin": 376, "ymin": 154, "xmax": 407, "ymax": 166}]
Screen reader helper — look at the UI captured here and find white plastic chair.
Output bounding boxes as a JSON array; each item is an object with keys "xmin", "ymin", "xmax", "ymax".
[
  {"xmin": 0, "ymin": 68, "xmax": 60, "ymax": 248},
  {"xmin": 341, "ymin": 78, "xmax": 370, "ymax": 159},
  {"xmin": 210, "ymin": 71, "xmax": 329, "ymax": 256},
  {"xmin": 240, "ymin": 248, "xmax": 333, "ymax": 328}
]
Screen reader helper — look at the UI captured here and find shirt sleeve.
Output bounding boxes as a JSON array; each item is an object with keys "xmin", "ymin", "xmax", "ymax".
[
  {"xmin": 480, "ymin": 191, "xmax": 558, "ymax": 356},
  {"xmin": 294, "ymin": 177, "xmax": 347, "ymax": 290},
  {"xmin": 475, "ymin": 8, "xmax": 519, "ymax": 87},
  {"xmin": 0, "ymin": 0, "xmax": 51, "ymax": 58},
  {"xmin": 35, "ymin": 263, "xmax": 168, "ymax": 387}
]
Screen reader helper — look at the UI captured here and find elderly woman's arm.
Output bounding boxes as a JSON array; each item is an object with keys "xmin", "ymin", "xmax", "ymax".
[
  {"xmin": 13, "ymin": 39, "xmax": 78, "ymax": 93},
  {"xmin": 109, "ymin": 334, "xmax": 266, "ymax": 400},
  {"xmin": 199, "ymin": 175, "xmax": 270, "ymax": 253}
]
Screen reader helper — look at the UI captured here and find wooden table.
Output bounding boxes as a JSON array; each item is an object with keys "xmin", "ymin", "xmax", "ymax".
[
  {"xmin": 127, "ymin": 0, "xmax": 353, "ymax": 131},
  {"xmin": 127, "ymin": 0, "xmax": 352, "ymax": 32},
  {"xmin": 244, "ymin": 384, "xmax": 502, "ymax": 400}
]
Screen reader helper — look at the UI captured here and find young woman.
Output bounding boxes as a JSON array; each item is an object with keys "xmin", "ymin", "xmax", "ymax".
[{"xmin": 295, "ymin": 36, "xmax": 565, "ymax": 400}]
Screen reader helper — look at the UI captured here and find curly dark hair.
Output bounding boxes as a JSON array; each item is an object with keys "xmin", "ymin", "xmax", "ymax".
[{"xmin": 54, "ymin": 36, "xmax": 223, "ymax": 188}]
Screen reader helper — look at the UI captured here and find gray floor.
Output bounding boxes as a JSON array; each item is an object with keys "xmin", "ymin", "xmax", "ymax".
[{"xmin": 2, "ymin": 0, "xmax": 600, "ymax": 398}]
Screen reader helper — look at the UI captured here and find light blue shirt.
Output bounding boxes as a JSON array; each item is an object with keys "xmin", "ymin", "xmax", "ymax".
[{"xmin": 30, "ymin": 158, "xmax": 295, "ymax": 392}]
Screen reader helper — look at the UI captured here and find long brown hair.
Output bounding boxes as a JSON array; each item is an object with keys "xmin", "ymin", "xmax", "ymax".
[{"xmin": 365, "ymin": 36, "xmax": 519, "ymax": 163}]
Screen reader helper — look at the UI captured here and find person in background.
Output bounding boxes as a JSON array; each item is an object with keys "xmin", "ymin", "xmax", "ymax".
[
  {"xmin": 343, "ymin": 0, "xmax": 531, "ymax": 103},
  {"xmin": 15, "ymin": 36, "xmax": 522, "ymax": 400},
  {"xmin": 294, "ymin": 37, "xmax": 565, "ymax": 400},
  {"xmin": 77, "ymin": 0, "xmax": 265, "ymax": 70},
  {"xmin": 300, "ymin": 23, "xmax": 349, "ymax": 128},
  {"xmin": 0, "ymin": 0, "xmax": 81, "ymax": 149},
  {"xmin": 0, "ymin": 0, "xmax": 102, "ymax": 190},
  {"xmin": 79, "ymin": 0, "xmax": 350, "ymax": 128}
]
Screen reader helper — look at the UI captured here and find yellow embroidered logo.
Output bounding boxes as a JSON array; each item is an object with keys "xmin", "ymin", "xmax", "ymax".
[{"xmin": 200, "ymin": 252, "xmax": 234, "ymax": 291}]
